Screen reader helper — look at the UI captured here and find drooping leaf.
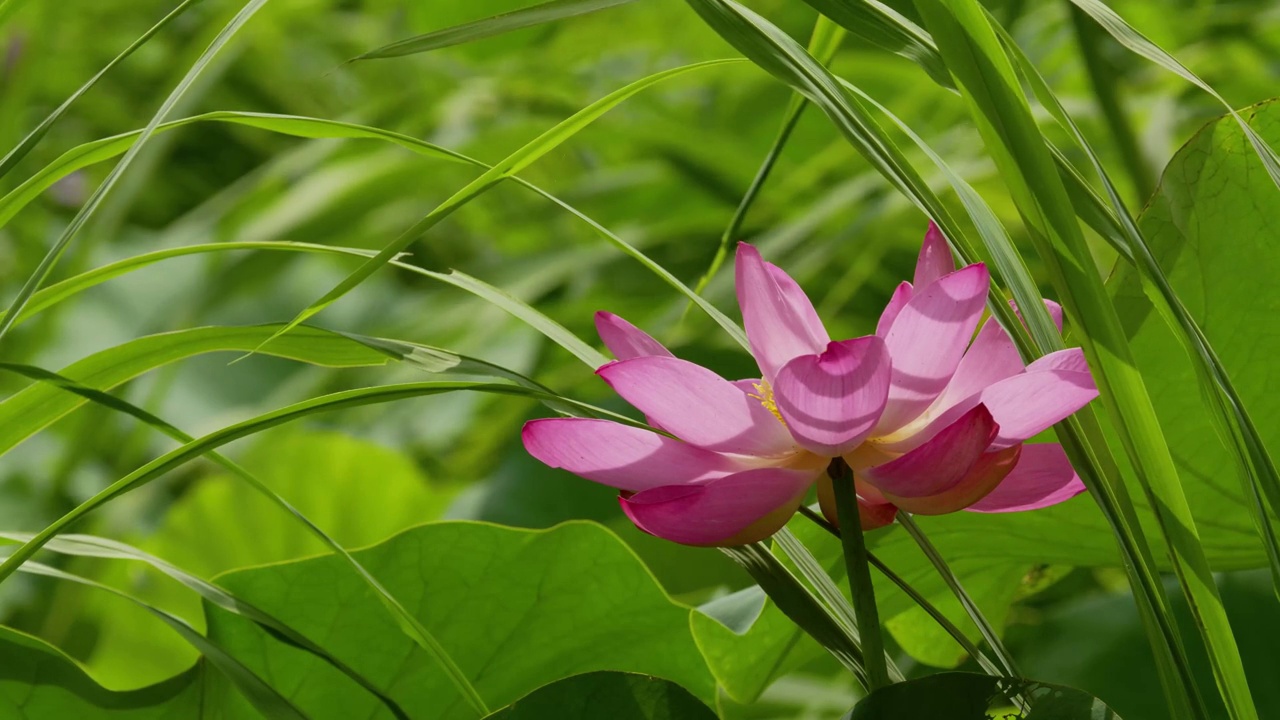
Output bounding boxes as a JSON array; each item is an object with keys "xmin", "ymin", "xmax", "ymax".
[
  {"xmin": 0, "ymin": 625, "xmax": 201, "ymax": 718},
  {"xmin": 202, "ymin": 521, "xmax": 716, "ymax": 719},
  {"xmin": 352, "ymin": 0, "xmax": 640, "ymax": 61}
]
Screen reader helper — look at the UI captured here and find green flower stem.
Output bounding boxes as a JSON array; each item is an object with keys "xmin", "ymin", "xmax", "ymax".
[
  {"xmin": 829, "ymin": 459, "xmax": 892, "ymax": 691},
  {"xmin": 897, "ymin": 513, "xmax": 1022, "ymax": 678},
  {"xmin": 797, "ymin": 505, "xmax": 1002, "ymax": 677}
]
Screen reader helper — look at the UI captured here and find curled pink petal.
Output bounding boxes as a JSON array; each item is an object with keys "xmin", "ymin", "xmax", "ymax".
[
  {"xmin": 594, "ymin": 312, "xmax": 673, "ymax": 361},
  {"xmin": 862, "ymin": 405, "xmax": 997, "ymax": 499},
  {"xmin": 876, "ymin": 281, "xmax": 913, "ymax": 337},
  {"xmin": 598, "ymin": 356, "xmax": 796, "ymax": 457},
  {"xmin": 913, "ymin": 222, "xmax": 955, "ymax": 289},
  {"xmin": 967, "ymin": 443, "xmax": 1086, "ymax": 512},
  {"xmin": 619, "ymin": 467, "xmax": 819, "ymax": 546},
  {"xmin": 773, "ymin": 336, "xmax": 891, "ymax": 456},
  {"xmin": 887, "ymin": 445, "xmax": 1021, "ymax": 515},
  {"xmin": 941, "ymin": 299, "xmax": 1067, "ymax": 407},
  {"xmin": 879, "ymin": 264, "xmax": 990, "ymax": 430},
  {"xmin": 1027, "ymin": 346, "xmax": 1091, "ymax": 374},
  {"xmin": 735, "ymin": 243, "xmax": 830, "ymax": 383},
  {"xmin": 522, "ymin": 418, "xmax": 744, "ymax": 492}
]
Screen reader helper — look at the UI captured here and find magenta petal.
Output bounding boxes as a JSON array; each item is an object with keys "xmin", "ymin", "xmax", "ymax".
[
  {"xmin": 522, "ymin": 418, "xmax": 744, "ymax": 491},
  {"xmin": 595, "ymin": 312, "xmax": 673, "ymax": 361},
  {"xmin": 879, "ymin": 264, "xmax": 990, "ymax": 430},
  {"xmin": 598, "ymin": 356, "xmax": 796, "ymax": 456},
  {"xmin": 913, "ymin": 222, "xmax": 955, "ymax": 289},
  {"xmin": 735, "ymin": 243, "xmax": 830, "ymax": 383},
  {"xmin": 619, "ymin": 467, "xmax": 818, "ymax": 546},
  {"xmin": 967, "ymin": 443, "xmax": 1086, "ymax": 512},
  {"xmin": 876, "ymin": 281, "xmax": 913, "ymax": 337},
  {"xmin": 773, "ymin": 336, "xmax": 891, "ymax": 456},
  {"xmin": 862, "ymin": 405, "xmax": 997, "ymax": 498}
]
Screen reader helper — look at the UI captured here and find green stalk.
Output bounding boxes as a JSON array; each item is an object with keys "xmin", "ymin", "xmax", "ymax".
[
  {"xmin": 896, "ymin": 514, "xmax": 1021, "ymax": 678},
  {"xmin": 830, "ymin": 460, "xmax": 891, "ymax": 691},
  {"xmin": 798, "ymin": 505, "xmax": 1003, "ymax": 677}
]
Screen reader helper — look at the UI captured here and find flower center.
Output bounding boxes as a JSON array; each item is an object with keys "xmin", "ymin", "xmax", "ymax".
[{"xmin": 749, "ymin": 380, "xmax": 787, "ymax": 426}]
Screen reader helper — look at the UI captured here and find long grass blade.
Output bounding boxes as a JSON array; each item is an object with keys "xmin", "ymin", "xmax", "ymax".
[
  {"xmin": 351, "ymin": 0, "xmax": 638, "ymax": 61},
  {"xmin": 0, "ymin": 0, "xmax": 271, "ymax": 345},
  {"xmin": 254, "ymin": 59, "xmax": 740, "ymax": 358},
  {"xmin": 691, "ymin": 15, "xmax": 843, "ymax": 297},
  {"xmin": 912, "ymin": 2, "xmax": 1255, "ymax": 716},
  {"xmin": 1066, "ymin": 0, "xmax": 1280, "ymax": 191},
  {"xmin": 1, "ymin": 532, "xmax": 408, "ymax": 720},
  {"xmin": 991, "ymin": 9, "xmax": 1280, "ymax": 603},
  {"xmin": 0, "ymin": 0, "xmax": 200, "ymax": 181},
  {"xmin": 0, "ymin": 110, "xmax": 749, "ymax": 349},
  {"xmin": 11, "ymin": 561, "xmax": 307, "ymax": 719}
]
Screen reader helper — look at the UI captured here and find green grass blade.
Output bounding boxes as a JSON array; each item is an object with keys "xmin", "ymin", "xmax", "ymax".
[
  {"xmin": 1, "ymin": 531, "xmax": 409, "ymax": 720},
  {"xmin": 992, "ymin": 9, "xmax": 1280, "ymax": 603},
  {"xmin": 0, "ymin": 0, "xmax": 271, "ymax": 346},
  {"xmin": 256, "ymin": 59, "xmax": 740, "ymax": 358},
  {"xmin": 720, "ymin": 543, "xmax": 867, "ymax": 687},
  {"xmin": 0, "ymin": 0, "xmax": 200, "ymax": 181},
  {"xmin": 351, "ymin": 0, "xmax": 638, "ymax": 60},
  {"xmin": 796, "ymin": 0, "xmax": 951, "ymax": 87},
  {"xmin": 912, "ymin": 1, "xmax": 1255, "ymax": 716},
  {"xmin": 11, "ymin": 561, "xmax": 307, "ymax": 719},
  {"xmin": 0, "ymin": 110, "xmax": 749, "ymax": 349},
  {"xmin": 691, "ymin": 15, "xmax": 842, "ymax": 297},
  {"xmin": 0, "ymin": 324, "xmax": 389, "ymax": 457},
  {"xmin": 1065, "ymin": 3, "xmax": 1151, "ymax": 202},
  {"xmin": 0, "ymin": 380, "xmax": 604, "ymax": 710},
  {"xmin": 1066, "ymin": 0, "xmax": 1280, "ymax": 192},
  {"xmin": 896, "ymin": 515, "xmax": 1020, "ymax": 678}
]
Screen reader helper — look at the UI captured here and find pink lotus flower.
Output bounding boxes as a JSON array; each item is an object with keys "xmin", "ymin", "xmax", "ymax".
[
  {"xmin": 523, "ymin": 229, "xmax": 1097, "ymax": 546},
  {"xmin": 819, "ymin": 224, "xmax": 1097, "ymax": 528}
]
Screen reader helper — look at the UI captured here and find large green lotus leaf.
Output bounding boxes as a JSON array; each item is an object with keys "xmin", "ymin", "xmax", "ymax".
[
  {"xmin": 481, "ymin": 671, "xmax": 717, "ymax": 720},
  {"xmin": 1106, "ymin": 98, "xmax": 1280, "ymax": 563},
  {"xmin": 81, "ymin": 430, "xmax": 452, "ymax": 690},
  {"xmin": 201, "ymin": 520, "xmax": 716, "ymax": 719},
  {"xmin": 0, "ymin": 626, "xmax": 199, "ymax": 718}
]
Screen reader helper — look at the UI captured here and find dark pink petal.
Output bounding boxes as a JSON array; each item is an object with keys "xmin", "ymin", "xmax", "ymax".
[
  {"xmin": 598, "ymin": 356, "xmax": 795, "ymax": 457},
  {"xmin": 594, "ymin": 311, "xmax": 673, "ymax": 361},
  {"xmin": 876, "ymin": 281, "xmax": 913, "ymax": 337},
  {"xmin": 522, "ymin": 418, "xmax": 744, "ymax": 492},
  {"xmin": 967, "ymin": 443, "xmax": 1086, "ymax": 512},
  {"xmin": 862, "ymin": 405, "xmax": 997, "ymax": 499},
  {"xmin": 886, "ymin": 445, "xmax": 1021, "ymax": 515},
  {"xmin": 773, "ymin": 336, "xmax": 891, "ymax": 456},
  {"xmin": 619, "ymin": 467, "xmax": 819, "ymax": 546},
  {"xmin": 878, "ymin": 264, "xmax": 990, "ymax": 430},
  {"xmin": 735, "ymin": 243, "xmax": 830, "ymax": 383},
  {"xmin": 913, "ymin": 221, "xmax": 955, "ymax": 289}
]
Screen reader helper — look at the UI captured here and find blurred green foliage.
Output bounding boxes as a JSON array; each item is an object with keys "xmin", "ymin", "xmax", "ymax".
[{"xmin": 2, "ymin": 0, "xmax": 1280, "ymax": 718}]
